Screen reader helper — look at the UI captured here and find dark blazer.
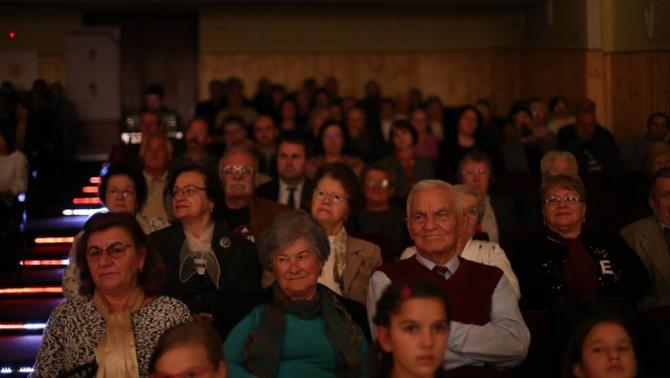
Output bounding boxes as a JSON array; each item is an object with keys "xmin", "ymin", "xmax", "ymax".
[
  {"xmin": 376, "ymin": 155, "xmax": 435, "ymax": 198},
  {"xmin": 256, "ymin": 178, "xmax": 314, "ymax": 211},
  {"xmin": 149, "ymin": 221, "xmax": 261, "ymax": 338},
  {"xmin": 557, "ymin": 124, "xmax": 622, "ymax": 171}
]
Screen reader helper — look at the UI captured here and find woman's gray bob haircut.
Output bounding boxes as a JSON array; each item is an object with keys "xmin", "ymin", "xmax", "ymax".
[{"xmin": 257, "ymin": 210, "xmax": 330, "ymax": 271}]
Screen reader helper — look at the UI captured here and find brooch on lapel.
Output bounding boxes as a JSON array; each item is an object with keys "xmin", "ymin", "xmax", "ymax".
[{"xmin": 219, "ymin": 237, "xmax": 232, "ymax": 249}]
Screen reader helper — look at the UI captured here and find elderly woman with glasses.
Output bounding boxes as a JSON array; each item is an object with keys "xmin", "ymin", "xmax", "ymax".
[
  {"xmin": 149, "ymin": 165, "xmax": 261, "ymax": 338},
  {"xmin": 31, "ymin": 212, "xmax": 191, "ymax": 378},
  {"xmin": 63, "ymin": 164, "xmax": 170, "ymax": 299},
  {"xmin": 224, "ymin": 210, "xmax": 370, "ymax": 378},
  {"xmin": 309, "ymin": 162, "xmax": 382, "ymax": 305},
  {"xmin": 514, "ymin": 174, "xmax": 649, "ymax": 310}
]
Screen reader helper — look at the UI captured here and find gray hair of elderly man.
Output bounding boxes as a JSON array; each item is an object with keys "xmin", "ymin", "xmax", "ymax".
[
  {"xmin": 257, "ymin": 210, "xmax": 330, "ymax": 271},
  {"xmin": 406, "ymin": 179, "xmax": 463, "ymax": 218},
  {"xmin": 453, "ymin": 184, "xmax": 485, "ymax": 225},
  {"xmin": 218, "ymin": 140, "xmax": 260, "ymax": 172}
]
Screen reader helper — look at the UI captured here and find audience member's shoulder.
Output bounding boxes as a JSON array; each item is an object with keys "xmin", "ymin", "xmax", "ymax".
[
  {"xmin": 459, "ymin": 256, "xmax": 504, "ymax": 278},
  {"xmin": 621, "ymin": 216, "xmax": 657, "ymax": 235},
  {"xmin": 348, "ymin": 235, "xmax": 381, "ymax": 252},
  {"xmin": 148, "ymin": 222, "xmax": 181, "ymax": 238},
  {"xmin": 255, "ymin": 196, "xmax": 290, "ymax": 212},
  {"xmin": 149, "ymin": 296, "xmax": 190, "ymax": 313}
]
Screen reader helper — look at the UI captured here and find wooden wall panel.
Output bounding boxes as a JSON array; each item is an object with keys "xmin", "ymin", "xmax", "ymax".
[
  {"xmin": 608, "ymin": 52, "xmax": 670, "ymax": 142},
  {"xmin": 38, "ymin": 54, "xmax": 65, "ymax": 85},
  {"xmin": 199, "ymin": 50, "xmax": 522, "ymax": 115},
  {"xmin": 520, "ymin": 49, "xmax": 587, "ymax": 104}
]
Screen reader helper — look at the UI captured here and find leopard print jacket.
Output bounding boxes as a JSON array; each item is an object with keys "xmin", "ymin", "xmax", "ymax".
[{"xmin": 29, "ymin": 296, "xmax": 192, "ymax": 378}]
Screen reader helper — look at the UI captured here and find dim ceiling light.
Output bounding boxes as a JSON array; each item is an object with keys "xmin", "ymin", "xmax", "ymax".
[{"xmin": 34, "ymin": 236, "xmax": 74, "ymax": 244}]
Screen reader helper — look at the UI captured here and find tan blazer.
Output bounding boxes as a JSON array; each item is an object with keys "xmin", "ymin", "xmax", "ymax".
[
  {"xmin": 342, "ymin": 236, "xmax": 383, "ymax": 305},
  {"xmin": 620, "ymin": 216, "xmax": 670, "ymax": 308}
]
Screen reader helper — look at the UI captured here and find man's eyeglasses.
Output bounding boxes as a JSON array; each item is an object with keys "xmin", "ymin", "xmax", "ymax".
[
  {"xmin": 87, "ymin": 242, "xmax": 134, "ymax": 261},
  {"xmin": 543, "ymin": 194, "xmax": 582, "ymax": 206},
  {"xmin": 314, "ymin": 189, "xmax": 348, "ymax": 204},
  {"xmin": 220, "ymin": 165, "xmax": 254, "ymax": 176},
  {"xmin": 107, "ymin": 188, "xmax": 136, "ymax": 198},
  {"xmin": 172, "ymin": 185, "xmax": 206, "ymax": 197}
]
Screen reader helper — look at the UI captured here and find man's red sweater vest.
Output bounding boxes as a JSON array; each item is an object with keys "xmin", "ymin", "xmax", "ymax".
[{"xmin": 377, "ymin": 256, "xmax": 503, "ymax": 325}]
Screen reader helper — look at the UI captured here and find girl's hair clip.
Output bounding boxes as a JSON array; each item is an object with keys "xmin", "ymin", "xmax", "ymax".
[{"xmin": 400, "ymin": 286, "xmax": 412, "ymax": 300}]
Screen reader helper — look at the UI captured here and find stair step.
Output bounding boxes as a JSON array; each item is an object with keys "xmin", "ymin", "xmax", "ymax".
[
  {"xmin": 0, "ymin": 298, "xmax": 63, "ymax": 322},
  {"xmin": 0, "ymin": 269, "xmax": 65, "ymax": 288},
  {"xmin": 0, "ymin": 334, "xmax": 42, "ymax": 364}
]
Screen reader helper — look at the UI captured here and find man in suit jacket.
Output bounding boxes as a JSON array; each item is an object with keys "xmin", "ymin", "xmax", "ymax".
[
  {"xmin": 218, "ymin": 142, "xmax": 289, "ymax": 243},
  {"xmin": 620, "ymin": 167, "xmax": 670, "ymax": 308},
  {"xmin": 257, "ymin": 133, "xmax": 313, "ymax": 210}
]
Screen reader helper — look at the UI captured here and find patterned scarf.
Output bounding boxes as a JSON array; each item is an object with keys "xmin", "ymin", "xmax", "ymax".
[
  {"xmin": 92, "ymin": 287, "xmax": 145, "ymax": 378},
  {"xmin": 329, "ymin": 227, "xmax": 349, "ymax": 292},
  {"xmin": 243, "ymin": 283, "xmax": 363, "ymax": 378}
]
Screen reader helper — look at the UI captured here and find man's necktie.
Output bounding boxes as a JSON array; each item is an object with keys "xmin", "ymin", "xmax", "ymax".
[
  {"xmin": 432, "ymin": 265, "xmax": 449, "ymax": 279},
  {"xmin": 287, "ymin": 187, "xmax": 297, "ymax": 209}
]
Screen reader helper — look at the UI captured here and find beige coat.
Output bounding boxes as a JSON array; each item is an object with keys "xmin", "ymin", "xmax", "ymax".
[
  {"xmin": 620, "ymin": 216, "xmax": 670, "ymax": 308},
  {"xmin": 341, "ymin": 236, "xmax": 383, "ymax": 305}
]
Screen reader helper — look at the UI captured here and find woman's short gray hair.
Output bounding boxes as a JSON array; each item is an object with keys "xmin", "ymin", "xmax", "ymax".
[
  {"xmin": 257, "ymin": 210, "xmax": 330, "ymax": 270},
  {"xmin": 453, "ymin": 184, "xmax": 485, "ymax": 224}
]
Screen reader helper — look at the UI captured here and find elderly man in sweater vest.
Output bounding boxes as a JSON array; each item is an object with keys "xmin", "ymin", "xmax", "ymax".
[{"xmin": 367, "ymin": 179, "xmax": 530, "ymax": 375}]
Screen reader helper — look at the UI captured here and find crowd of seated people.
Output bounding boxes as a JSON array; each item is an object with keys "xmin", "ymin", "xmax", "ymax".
[{"xmin": 2, "ymin": 75, "xmax": 669, "ymax": 377}]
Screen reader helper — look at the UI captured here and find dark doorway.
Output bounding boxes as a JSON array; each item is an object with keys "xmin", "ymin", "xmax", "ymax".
[{"xmin": 83, "ymin": 12, "xmax": 198, "ymax": 126}]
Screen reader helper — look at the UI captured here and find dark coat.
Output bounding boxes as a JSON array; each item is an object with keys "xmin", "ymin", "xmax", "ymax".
[
  {"xmin": 557, "ymin": 124, "xmax": 622, "ymax": 172},
  {"xmin": 149, "ymin": 221, "xmax": 261, "ymax": 338}
]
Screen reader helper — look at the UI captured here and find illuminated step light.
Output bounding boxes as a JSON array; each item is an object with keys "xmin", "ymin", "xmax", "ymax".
[
  {"xmin": 0, "ymin": 366, "xmax": 12, "ymax": 374},
  {"xmin": 62, "ymin": 208, "xmax": 106, "ymax": 216},
  {"xmin": 0, "ymin": 286, "xmax": 63, "ymax": 295},
  {"xmin": 0, "ymin": 322, "xmax": 47, "ymax": 331},
  {"xmin": 89, "ymin": 176, "xmax": 101, "ymax": 184},
  {"xmin": 82, "ymin": 186, "xmax": 99, "ymax": 194},
  {"xmin": 34, "ymin": 237, "xmax": 74, "ymax": 244},
  {"xmin": 20, "ymin": 259, "xmax": 69, "ymax": 267},
  {"xmin": 73, "ymin": 197, "xmax": 101, "ymax": 205},
  {"xmin": 19, "ymin": 366, "xmax": 34, "ymax": 374},
  {"xmin": 17, "ymin": 193, "xmax": 26, "ymax": 203}
]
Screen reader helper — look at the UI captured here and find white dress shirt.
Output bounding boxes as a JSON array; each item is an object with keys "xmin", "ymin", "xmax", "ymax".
[
  {"xmin": 367, "ymin": 252, "xmax": 530, "ymax": 370},
  {"xmin": 278, "ymin": 179, "xmax": 304, "ymax": 210},
  {"xmin": 400, "ymin": 239, "xmax": 521, "ymax": 299}
]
